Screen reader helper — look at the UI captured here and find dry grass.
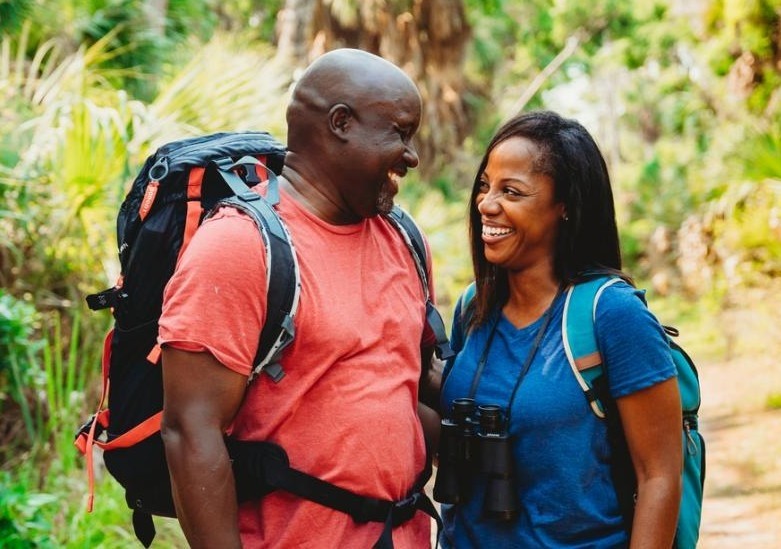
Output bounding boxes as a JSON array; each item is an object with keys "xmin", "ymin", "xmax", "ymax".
[{"xmin": 698, "ymin": 281, "xmax": 781, "ymax": 548}]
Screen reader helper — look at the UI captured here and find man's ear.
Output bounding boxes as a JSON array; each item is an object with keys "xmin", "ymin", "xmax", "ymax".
[{"xmin": 328, "ymin": 103, "xmax": 352, "ymax": 141}]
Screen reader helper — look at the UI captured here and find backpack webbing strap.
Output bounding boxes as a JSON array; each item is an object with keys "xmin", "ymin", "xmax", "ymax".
[
  {"xmin": 73, "ymin": 328, "xmax": 113, "ymax": 512},
  {"xmin": 561, "ymin": 276, "xmax": 637, "ymax": 537},
  {"xmin": 176, "ymin": 166, "xmax": 206, "ymax": 264},
  {"xmin": 132, "ymin": 510, "xmax": 155, "ymax": 548},
  {"xmin": 562, "ymin": 277, "xmax": 621, "ymax": 418},
  {"xmin": 227, "ymin": 440, "xmax": 441, "ymax": 548},
  {"xmin": 210, "ymin": 158, "xmax": 300, "ymax": 383},
  {"xmin": 385, "ymin": 206, "xmax": 453, "ymax": 360}
]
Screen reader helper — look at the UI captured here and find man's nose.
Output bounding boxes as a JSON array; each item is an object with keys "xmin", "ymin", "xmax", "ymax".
[{"xmin": 404, "ymin": 143, "xmax": 419, "ymax": 169}]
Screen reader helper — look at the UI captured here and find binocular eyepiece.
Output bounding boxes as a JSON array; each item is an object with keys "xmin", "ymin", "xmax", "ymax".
[{"xmin": 433, "ymin": 398, "xmax": 518, "ymax": 521}]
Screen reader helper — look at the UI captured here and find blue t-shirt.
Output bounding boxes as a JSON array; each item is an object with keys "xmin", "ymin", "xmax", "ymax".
[{"xmin": 439, "ymin": 281, "xmax": 676, "ymax": 548}]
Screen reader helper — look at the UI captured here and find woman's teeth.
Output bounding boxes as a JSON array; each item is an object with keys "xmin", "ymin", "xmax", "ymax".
[{"xmin": 483, "ymin": 226, "xmax": 514, "ymax": 237}]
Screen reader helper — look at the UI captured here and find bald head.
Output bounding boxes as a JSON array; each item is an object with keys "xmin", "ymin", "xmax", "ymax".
[
  {"xmin": 282, "ymin": 49, "xmax": 422, "ymax": 223},
  {"xmin": 286, "ymin": 49, "xmax": 420, "ymax": 147}
]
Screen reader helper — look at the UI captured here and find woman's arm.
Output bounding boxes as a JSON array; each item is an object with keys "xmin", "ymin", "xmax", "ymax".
[{"xmin": 617, "ymin": 377, "xmax": 683, "ymax": 549}]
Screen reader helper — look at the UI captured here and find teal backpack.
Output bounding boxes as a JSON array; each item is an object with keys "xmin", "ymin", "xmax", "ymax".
[{"xmin": 562, "ymin": 276, "xmax": 705, "ymax": 549}]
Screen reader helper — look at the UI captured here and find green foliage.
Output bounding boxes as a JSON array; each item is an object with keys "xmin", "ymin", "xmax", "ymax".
[
  {"xmin": 704, "ymin": 0, "xmax": 781, "ymax": 113},
  {"xmin": 464, "ymin": 0, "xmax": 521, "ymax": 76},
  {"xmin": 766, "ymin": 393, "xmax": 781, "ymax": 410},
  {"xmin": 14, "ymin": 0, "xmax": 221, "ymax": 101},
  {"xmin": 740, "ymin": 122, "xmax": 781, "ymax": 182},
  {"xmin": 151, "ymin": 35, "xmax": 288, "ymax": 139},
  {"xmin": 0, "ymin": 0, "xmax": 32, "ymax": 34},
  {"xmin": 0, "ymin": 463, "xmax": 186, "ymax": 548},
  {"xmin": 41, "ymin": 310, "xmax": 103, "ymax": 472},
  {"xmin": 0, "ymin": 472, "xmax": 58, "ymax": 548},
  {"xmin": 398, "ymin": 181, "xmax": 473, "ymax": 320},
  {"xmin": 0, "ymin": 292, "xmax": 39, "ymax": 374},
  {"xmin": 211, "ymin": 0, "xmax": 285, "ymax": 42},
  {"xmin": 0, "ymin": 291, "xmax": 43, "ymax": 440}
]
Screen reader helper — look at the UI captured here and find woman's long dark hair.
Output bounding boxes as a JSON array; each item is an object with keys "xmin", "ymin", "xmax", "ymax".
[{"xmin": 467, "ymin": 110, "xmax": 630, "ymax": 328}]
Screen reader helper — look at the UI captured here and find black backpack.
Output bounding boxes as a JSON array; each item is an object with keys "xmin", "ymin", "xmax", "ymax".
[{"xmin": 75, "ymin": 131, "xmax": 451, "ymax": 547}]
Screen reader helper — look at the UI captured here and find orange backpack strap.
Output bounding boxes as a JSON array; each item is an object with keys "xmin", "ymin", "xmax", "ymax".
[
  {"xmin": 176, "ymin": 166, "xmax": 205, "ymax": 264},
  {"xmin": 73, "ymin": 329, "xmax": 113, "ymax": 511}
]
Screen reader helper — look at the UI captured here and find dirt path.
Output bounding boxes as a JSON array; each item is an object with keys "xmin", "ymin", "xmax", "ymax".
[{"xmin": 698, "ymin": 350, "xmax": 781, "ymax": 548}]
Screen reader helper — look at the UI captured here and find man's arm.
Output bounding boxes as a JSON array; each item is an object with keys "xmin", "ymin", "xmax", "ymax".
[
  {"xmin": 418, "ymin": 345, "xmax": 442, "ymax": 411},
  {"xmin": 417, "ymin": 345, "xmax": 443, "ymax": 455},
  {"xmin": 160, "ymin": 347, "xmax": 248, "ymax": 549}
]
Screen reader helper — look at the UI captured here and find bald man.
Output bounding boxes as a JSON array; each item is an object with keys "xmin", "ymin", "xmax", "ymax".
[{"xmin": 159, "ymin": 49, "xmax": 438, "ymax": 547}]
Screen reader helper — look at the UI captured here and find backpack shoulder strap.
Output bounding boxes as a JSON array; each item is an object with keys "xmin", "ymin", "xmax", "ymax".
[
  {"xmin": 455, "ymin": 281, "xmax": 476, "ymax": 339},
  {"xmin": 210, "ymin": 159, "xmax": 301, "ymax": 383},
  {"xmin": 385, "ymin": 206, "xmax": 453, "ymax": 360},
  {"xmin": 562, "ymin": 276, "xmax": 621, "ymax": 418},
  {"xmin": 461, "ymin": 282, "xmax": 476, "ymax": 311}
]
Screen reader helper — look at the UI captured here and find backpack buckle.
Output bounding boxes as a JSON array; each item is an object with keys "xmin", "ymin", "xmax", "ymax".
[
  {"xmin": 86, "ymin": 287, "xmax": 127, "ymax": 311},
  {"xmin": 391, "ymin": 492, "xmax": 421, "ymax": 527}
]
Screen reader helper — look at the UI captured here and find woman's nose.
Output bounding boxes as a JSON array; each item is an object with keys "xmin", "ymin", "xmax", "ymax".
[{"xmin": 477, "ymin": 190, "xmax": 500, "ymax": 215}]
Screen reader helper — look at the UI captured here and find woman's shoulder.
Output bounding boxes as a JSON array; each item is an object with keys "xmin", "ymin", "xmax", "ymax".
[
  {"xmin": 592, "ymin": 277, "xmax": 665, "ymax": 338},
  {"xmin": 595, "ymin": 277, "xmax": 646, "ymax": 308}
]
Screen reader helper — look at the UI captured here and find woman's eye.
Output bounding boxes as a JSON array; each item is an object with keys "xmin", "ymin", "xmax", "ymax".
[
  {"xmin": 478, "ymin": 181, "xmax": 489, "ymax": 192},
  {"xmin": 504, "ymin": 187, "xmax": 522, "ymax": 197}
]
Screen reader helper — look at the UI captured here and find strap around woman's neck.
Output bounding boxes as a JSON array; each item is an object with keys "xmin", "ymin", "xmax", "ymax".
[{"xmin": 467, "ymin": 285, "xmax": 564, "ymax": 419}]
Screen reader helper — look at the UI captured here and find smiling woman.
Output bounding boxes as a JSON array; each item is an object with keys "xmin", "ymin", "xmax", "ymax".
[
  {"xmin": 475, "ymin": 135, "xmax": 565, "ymax": 277},
  {"xmin": 435, "ymin": 110, "xmax": 684, "ymax": 549}
]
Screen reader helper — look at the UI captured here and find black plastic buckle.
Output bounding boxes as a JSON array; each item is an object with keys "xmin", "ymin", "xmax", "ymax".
[
  {"xmin": 391, "ymin": 492, "xmax": 421, "ymax": 527},
  {"xmin": 74, "ymin": 414, "xmax": 104, "ymax": 440},
  {"xmin": 86, "ymin": 287, "xmax": 127, "ymax": 311}
]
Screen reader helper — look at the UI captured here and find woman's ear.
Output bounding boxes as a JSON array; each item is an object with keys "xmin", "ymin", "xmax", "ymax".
[
  {"xmin": 559, "ymin": 203, "xmax": 569, "ymax": 222},
  {"xmin": 328, "ymin": 103, "xmax": 352, "ymax": 141}
]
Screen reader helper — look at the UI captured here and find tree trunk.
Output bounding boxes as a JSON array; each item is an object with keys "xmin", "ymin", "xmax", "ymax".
[{"xmin": 275, "ymin": 0, "xmax": 472, "ymax": 178}]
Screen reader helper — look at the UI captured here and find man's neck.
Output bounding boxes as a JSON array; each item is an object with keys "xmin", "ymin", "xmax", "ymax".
[{"xmin": 279, "ymin": 167, "xmax": 359, "ymax": 225}]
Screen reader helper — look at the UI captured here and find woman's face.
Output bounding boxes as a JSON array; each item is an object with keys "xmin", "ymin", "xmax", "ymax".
[{"xmin": 475, "ymin": 136, "xmax": 565, "ymax": 273}]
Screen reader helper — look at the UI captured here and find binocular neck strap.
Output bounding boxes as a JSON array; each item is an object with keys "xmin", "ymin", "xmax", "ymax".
[
  {"xmin": 468, "ymin": 286, "xmax": 563, "ymax": 421},
  {"xmin": 468, "ymin": 314, "xmax": 501, "ymax": 398}
]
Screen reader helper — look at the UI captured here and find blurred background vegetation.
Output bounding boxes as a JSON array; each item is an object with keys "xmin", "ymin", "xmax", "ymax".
[{"xmin": 1, "ymin": 0, "xmax": 779, "ymax": 546}]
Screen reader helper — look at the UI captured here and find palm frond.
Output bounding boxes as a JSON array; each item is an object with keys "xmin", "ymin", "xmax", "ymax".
[{"xmin": 150, "ymin": 33, "xmax": 292, "ymax": 144}]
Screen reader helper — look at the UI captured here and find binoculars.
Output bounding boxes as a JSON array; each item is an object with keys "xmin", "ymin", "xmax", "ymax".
[{"xmin": 433, "ymin": 398, "xmax": 518, "ymax": 521}]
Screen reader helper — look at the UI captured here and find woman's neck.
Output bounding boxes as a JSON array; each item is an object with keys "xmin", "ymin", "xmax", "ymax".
[{"xmin": 502, "ymin": 269, "xmax": 561, "ymax": 329}]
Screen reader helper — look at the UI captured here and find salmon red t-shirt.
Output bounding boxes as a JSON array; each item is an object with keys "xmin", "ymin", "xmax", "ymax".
[{"xmin": 158, "ymin": 189, "xmax": 433, "ymax": 548}]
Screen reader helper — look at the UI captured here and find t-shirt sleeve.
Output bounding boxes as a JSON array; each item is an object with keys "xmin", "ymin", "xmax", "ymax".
[
  {"xmin": 157, "ymin": 207, "xmax": 268, "ymax": 376},
  {"xmin": 594, "ymin": 282, "xmax": 677, "ymax": 399}
]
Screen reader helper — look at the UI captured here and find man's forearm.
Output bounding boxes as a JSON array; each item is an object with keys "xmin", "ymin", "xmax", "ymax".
[{"xmin": 164, "ymin": 427, "xmax": 242, "ymax": 548}]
